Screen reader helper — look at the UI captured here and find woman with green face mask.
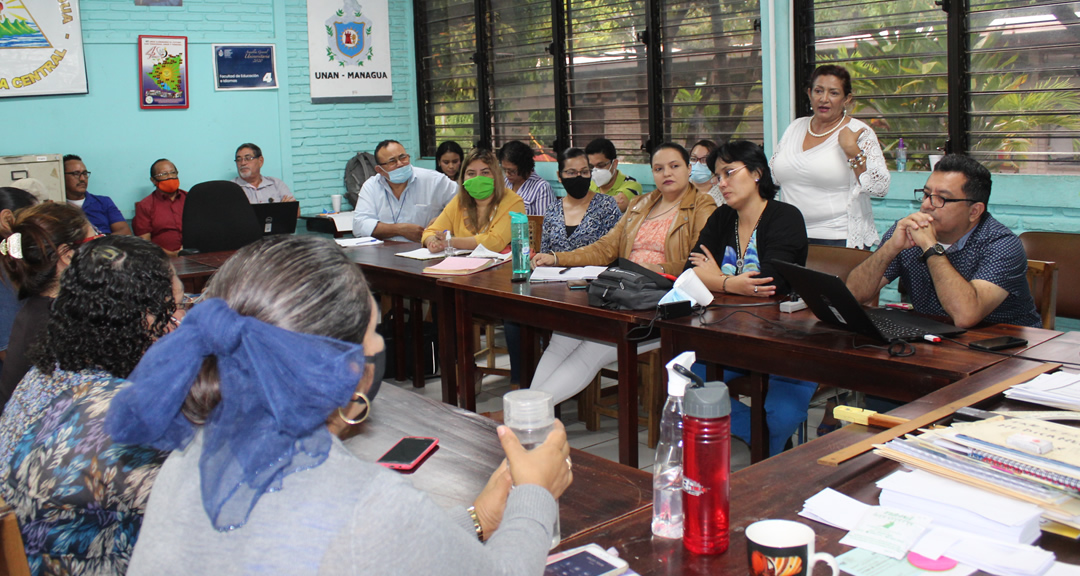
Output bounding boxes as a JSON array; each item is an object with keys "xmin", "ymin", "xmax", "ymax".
[{"xmin": 422, "ymin": 148, "xmax": 525, "ymax": 253}]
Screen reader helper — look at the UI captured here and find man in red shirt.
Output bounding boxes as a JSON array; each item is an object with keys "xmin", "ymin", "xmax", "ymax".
[{"xmin": 134, "ymin": 158, "xmax": 186, "ymax": 256}]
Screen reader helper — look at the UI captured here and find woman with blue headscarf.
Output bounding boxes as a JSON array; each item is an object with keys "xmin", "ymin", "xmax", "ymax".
[{"xmin": 112, "ymin": 235, "xmax": 572, "ymax": 576}]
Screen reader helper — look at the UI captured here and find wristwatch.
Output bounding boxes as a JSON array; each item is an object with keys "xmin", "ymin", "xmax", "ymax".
[{"xmin": 921, "ymin": 243, "xmax": 946, "ymax": 263}]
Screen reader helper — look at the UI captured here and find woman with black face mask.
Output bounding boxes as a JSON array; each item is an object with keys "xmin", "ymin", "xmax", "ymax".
[{"xmin": 534, "ymin": 147, "xmax": 621, "ymax": 257}]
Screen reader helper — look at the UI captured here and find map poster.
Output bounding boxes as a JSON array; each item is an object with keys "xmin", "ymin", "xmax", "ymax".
[
  {"xmin": 0, "ymin": 0, "xmax": 88, "ymax": 99},
  {"xmin": 213, "ymin": 44, "xmax": 277, "ymax": 91},
  {"xmin": 138, "ymin": 35, "xmax": 187, "ymax": 109},
  {"xmin": 306, "ymin": 0, "xmax": 392, "ymax": 103}
]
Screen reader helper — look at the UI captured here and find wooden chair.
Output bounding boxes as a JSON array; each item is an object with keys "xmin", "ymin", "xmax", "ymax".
[
  {"xmin": 0, "ymin": 498, "xmax": 30, "ymax": 576},
  {"xmin": 528, "ymin": 215, "xmax": 543, "ymax": 255},
  {"xmin": 577, "ymin": 347, "xmax": 665, "ymax": 448},
  {"xmin": 1020, "ymin": 231, "xmax": 1079, "ymax": 325},
  {"xmin": 1025, "ymin": 259, "xmax": 1058, "ymax": 329}
]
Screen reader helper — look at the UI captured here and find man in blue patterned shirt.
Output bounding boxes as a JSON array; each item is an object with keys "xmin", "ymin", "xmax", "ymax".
[{"xmin": 847, "ymin": 154, "xmax": 1040, "ymax": 328}]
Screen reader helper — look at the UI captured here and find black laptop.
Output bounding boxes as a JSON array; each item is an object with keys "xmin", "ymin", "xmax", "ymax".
[
  {"xmin": 251, "ymin": 201, "xmax": 299, "ymax": 236},
  {"xmin": 772, "ymin": 260, "xmax": 966, "ymax": 342}
]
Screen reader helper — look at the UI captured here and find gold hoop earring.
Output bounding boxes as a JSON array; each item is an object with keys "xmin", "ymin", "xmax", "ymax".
[{"xmin": 336, "ymin": 392, "xmax": 371, "ymax": 425}]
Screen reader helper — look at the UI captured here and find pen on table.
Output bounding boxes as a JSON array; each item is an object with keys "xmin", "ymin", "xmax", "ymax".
[{"xmin": 558, "ymin": 267, "xmax": 572, "ymax": 274}]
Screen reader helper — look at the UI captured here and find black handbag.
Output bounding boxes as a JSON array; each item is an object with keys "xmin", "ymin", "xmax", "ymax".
[{"xmin": 587, "ymin": 258, "xmax": 674, "ymax": 311}]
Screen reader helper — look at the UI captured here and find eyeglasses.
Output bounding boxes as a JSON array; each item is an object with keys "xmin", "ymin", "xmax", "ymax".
[
  {"xmin": 717, "ymin": 165, "xmax": 748, "ymax": 182},
  {"xmin": 561, "ymin": 169, "xmax": 588, "ymax": 178},
  {"xmin": 65, "ymin": 171, "xmax": 91, "ymax": 178},
  {"xmin": 689, "ymin": 156, "xmax": 707, "ymax": 164},
  {"xmin": 378, "ymin": 153, "xmax": 411, "ymax": 168},
  {"xmin": 590, "ymin": 160, "xmax": 612, "ymax": 171},
  {"xmin": 503, "ymin": 168, "xmax": 519, "ymax": 178},
  {"xmin": 915, "ymin": 189, "xmax": 977, "ymax": 208},
  {"xmin": 234, "ymin": 154, "xmax": 260, "ymax": 163},
  {"xmin": 153, "ymin": 170, "xmax": 179, "ymax": 180}
]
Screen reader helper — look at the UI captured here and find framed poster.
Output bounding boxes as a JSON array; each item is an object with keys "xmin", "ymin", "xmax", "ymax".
[
  {"xmin": 213, "ymin": 44, "xmax": 278, "ymax": 91},
  {"xmin": 0, "ymin": 0, "xmax": 88, "ymax": 98},
  {"xmin": 306, "ymin": 0, "xmax": 392, "ymax": 103},
  {"xmin": 138, "ymin": 35, "xmax": 187, "ymax": 109}
]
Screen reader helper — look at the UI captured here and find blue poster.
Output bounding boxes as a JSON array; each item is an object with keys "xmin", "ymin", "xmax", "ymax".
[{"xmin": 213, "ymin": 44, "xmax": 277, "ymax": 91}]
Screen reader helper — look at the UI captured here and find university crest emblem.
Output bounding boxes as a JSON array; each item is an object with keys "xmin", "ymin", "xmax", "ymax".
[{"xmin": 325, "ymin": 0, "xmax": 372, "ymax": 66}]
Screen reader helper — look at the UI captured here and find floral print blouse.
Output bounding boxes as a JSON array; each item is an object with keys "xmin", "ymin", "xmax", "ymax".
[
  {"xmin": 0, "ymin": 368, "xmax": 167, "ymax": 576},
  {"xmin": 539, "ymin": 192, "xmax": 622, "ymax": 254}
]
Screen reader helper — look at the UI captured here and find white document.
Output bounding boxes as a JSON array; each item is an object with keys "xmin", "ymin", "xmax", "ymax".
[
  {"xmin": 799, "ymin": 488, "xmax": 872, "ymax": 531},
  {"xmin": 319, "ymin": 212, "xmax": 356, "ymax": 232},
  {"xmin": 334, "ymin": 237, "xmax": 382, "ymax": 248},
  {"xmin": 468, "ymin": 244, "xmax": 512, "ymax": 261},
  {"xmin": 529, "ymin": 266, "xmax": 608, "ymax": 283},
  {"xmin": 396, "ymin": 247, "xmax": 447, "ymax": 260},
  {"xmin": 910, "ymin": 527, "xmax": 1056, "ymax": 576},
  {"xmin": 839, "ymin": 506, "xmax": 933, "ymax": 560}
]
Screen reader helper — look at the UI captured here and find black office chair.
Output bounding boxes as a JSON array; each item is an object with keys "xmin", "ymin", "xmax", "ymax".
[{"xmin": 181, "ymin": 181, "xmax": 263, "ymax": 253}]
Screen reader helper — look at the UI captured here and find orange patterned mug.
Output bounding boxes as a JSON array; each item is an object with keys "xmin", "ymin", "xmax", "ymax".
[{"xmin": 746, "ymin": 520, "xmax": 838, "ymax": 576}]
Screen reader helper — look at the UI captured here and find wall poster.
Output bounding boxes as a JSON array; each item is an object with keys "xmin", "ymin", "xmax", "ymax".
[
  {"xmin": 213, "ymin": 44, "xmax": 277, "ymax": 91},
  {"xmin": 138, "ymin": 35, "xmax": 187, "ymax": 109},
  {"xmin": 0, "ymin": 0, "xmax": 88, "ymax": 98},
  {"xmin": 306, "ymin": 0, "xmax": 392, "ymax": 103}
]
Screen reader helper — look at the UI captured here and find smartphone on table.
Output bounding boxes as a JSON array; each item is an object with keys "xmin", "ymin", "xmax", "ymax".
[
  {"xmin": 969, "ymin": 336, "xmax": 1028, "ymax": 352},
  {"xmin": 545, "ymin": 544, "xmax": 628, "ymax": 576},
  {"xmin": 377, "ymin": 436, "xmax": 439, "ymax": 471}
]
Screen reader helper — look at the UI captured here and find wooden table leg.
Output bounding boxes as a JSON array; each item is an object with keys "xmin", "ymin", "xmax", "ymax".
[
  {"xmin": 456, "ymin": 290, "xmax": 478, "ymax": 412},
  {"xmin": 616, "ymin": 337, "xmax": 640, "ymax": 468},
  {"xmin": 436, "ymin": 286, "xmax": 458, "ymax": 406},
  {"xmin": 392, "ymin": 294, "xmax": 406, "ymax": 381},
  {"xmin": 411, "ymin": 297, "xmax": 425, "ymax": 389},
  {"xmin": 749, "ymin": 371, "xmax": 769, "ymax": 464}
]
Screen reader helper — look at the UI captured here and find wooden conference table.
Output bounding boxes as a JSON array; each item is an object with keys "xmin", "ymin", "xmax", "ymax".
[
  {"xmin": 659, "ymin": 294, "xmax": 1062, "ymax": 463},
  {"xmin": 342, "ymin": 383, "xmax": 652, "ymax": 544},
  {"xmin": 556, "ymin": 358, "xmax": 1080, "ymax": 574}
]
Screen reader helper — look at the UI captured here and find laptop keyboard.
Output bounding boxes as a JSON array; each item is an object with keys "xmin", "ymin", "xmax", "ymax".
[{"xmin": 868, "ymin": 312, "xmax": 924, "ymax": 341}]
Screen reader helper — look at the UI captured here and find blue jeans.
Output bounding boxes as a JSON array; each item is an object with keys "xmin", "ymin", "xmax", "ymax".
[{"xmin": 725, "ymin": 370, "xmax": 817, "ymax": 457}]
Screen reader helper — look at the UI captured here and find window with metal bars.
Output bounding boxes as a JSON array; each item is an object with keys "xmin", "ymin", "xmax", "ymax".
[
  {"xmin": 796, "ymin": 0, "xmax": 1080, "ymax": 173},
  {"xmin": 414, "ymin": 0, "xmax": 764, "ymax": 163}
]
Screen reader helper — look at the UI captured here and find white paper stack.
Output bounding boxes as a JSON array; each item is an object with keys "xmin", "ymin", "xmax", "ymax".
[
  {"xmin": 910, "ymin": 527, "xmax": 1056, "ymax": 576},
  {"xmin": 877, "ymin": 470, "xmax": 1044, "ymax": 545},
  {"xmin": 334, "ymin": 237, "xmax": 382, "ymax": 248},
  {"xmin": 467, "ymin": 244, "xmax": 512, "ymax": 261},
  {"xmin": 529, "ymin": 266, "xmax": 608, "ymax": 283},
  {"xmin": 1006, "ymin": 372, "xmax": 1080, "ymax": 411}
]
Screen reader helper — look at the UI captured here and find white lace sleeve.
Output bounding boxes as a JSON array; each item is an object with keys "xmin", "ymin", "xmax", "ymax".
[{"xmin": 854, "ymin": 125, "xmax": 890, "ymax": 199}]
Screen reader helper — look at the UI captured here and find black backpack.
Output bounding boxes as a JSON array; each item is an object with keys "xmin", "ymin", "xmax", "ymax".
[
  {"xmin": 587, "ymin": 258, "xmax": 674, "ymax": 310},
  {"xmin": 344, "ymin": 152, "xmax": 378, "ymax": 209}
]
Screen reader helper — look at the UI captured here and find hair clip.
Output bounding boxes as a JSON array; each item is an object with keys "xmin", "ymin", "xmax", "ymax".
[{"xmin": 0, "ymin": 233, "xmax": 24, "ymax": 259}]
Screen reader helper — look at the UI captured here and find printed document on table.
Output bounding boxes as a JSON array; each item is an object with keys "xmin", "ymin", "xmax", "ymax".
[
  {"xmin": 396, "ymin": 247, "xmax": 446, "ymax": 260},
  {"xmin": 335, "ymin": 237, "xmax": 382, "ymax": 248},
  {"xmin": 529, "ymin": 266, "xmax": 608, "ymax": 283}
]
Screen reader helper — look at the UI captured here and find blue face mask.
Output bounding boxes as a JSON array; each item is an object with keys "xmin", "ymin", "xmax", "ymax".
[
  {"xmin": 387, "ymin": 164, "xmax": 413, "ymax": 184},
  {"xmin": 690, "ymin": 162, "xmax": 713, "ymax": 184}
]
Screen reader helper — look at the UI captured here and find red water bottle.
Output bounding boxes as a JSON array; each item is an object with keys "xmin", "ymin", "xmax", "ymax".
[{"xmin": 681, "ymin": 381, "xmax": 731, "ymax": 555}]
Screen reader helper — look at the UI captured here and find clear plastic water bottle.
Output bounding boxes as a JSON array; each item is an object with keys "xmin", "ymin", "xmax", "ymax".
[
  {"xmin": 443, "ymin": 230, "xmax": 457, "ymax": 257},
  {"xmin": 510, "ymin": 211, "xmax": 530, "ymax": 282},
  {"xmin": 502, "ymin": 389, "xmax": 559, "ymax": 549},
  {"xmin": 652, "ymin": 351, "xmax": 695, "ymax": 539},
  {"xmin": 896, "ymin": 138, "xmax": 908, "ymax": 172}
]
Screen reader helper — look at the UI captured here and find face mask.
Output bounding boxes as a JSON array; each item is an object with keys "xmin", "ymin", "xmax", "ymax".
[
  {"xmin": 690, "ymin": 162, "xmax": 713, "ymax": 184},
  {"xmin": 463, "ymin": 176, "xmax": 495, "ymax": 200},
  {"xmin": 157, "ymin": 178, "xmax": 180, "ymax": 194},
  {"xmin": 562, "ymin": 176, "xmax": 591, "ymax": 199},
  {"xmin": 362, "ymin": 349, "xmax": 386, "ymax": 401},
  {"xmin": 591, "ymin": 166, "xmax": 614, "ymax": 188},
  {"xmin": 387, "ymin": 164, "xmax": 413, "ymax": 184}
]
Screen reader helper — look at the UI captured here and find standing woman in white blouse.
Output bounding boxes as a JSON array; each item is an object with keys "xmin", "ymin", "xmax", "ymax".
[{"xmin": 771, "ymin": 64, "xmax": 889, "ymax": 249}]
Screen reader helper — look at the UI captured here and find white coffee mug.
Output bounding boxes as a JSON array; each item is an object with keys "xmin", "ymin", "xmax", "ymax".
[
  {"xmin": 929, "ymin": 154, "xmax": 944, "ymax": 171},
  {"xmin": 331, "ymin": 194, "xmax": 342, "ymax": 212},
  {"xmin": 746, "ymin": 519, "xmax": 838, "ymax": 576}
]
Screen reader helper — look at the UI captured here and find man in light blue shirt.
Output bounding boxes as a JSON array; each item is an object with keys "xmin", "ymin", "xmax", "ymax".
[{"xmin": 351, "ymin": 140, "xmax": 458, "ymax": 242}]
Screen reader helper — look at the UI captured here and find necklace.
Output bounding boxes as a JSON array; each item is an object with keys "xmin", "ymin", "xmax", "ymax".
[
  {"xmin": 734, "ymin": 202, "xmax": 767, "ymax": 273},
  {"xmin": 646, "ymin": 202, "xmax": 678, "ymax": 221},
  {"xmin": 806, "ymin": 108, "xmax": 847, "ymax": 138}
]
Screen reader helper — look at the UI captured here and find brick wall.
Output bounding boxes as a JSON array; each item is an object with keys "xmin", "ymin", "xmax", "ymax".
[{"xmin": 80, "ymin": 1, "xmax": 274, "ymax": 41}]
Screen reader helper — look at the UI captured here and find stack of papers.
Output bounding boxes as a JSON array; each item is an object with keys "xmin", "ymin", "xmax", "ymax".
[
  {"xmin": 335, "ymin": 237, "xmax": 382, "ymax": 248},
  {"xmin": 315, "ymin": 212, "xmax": 355, "ymax": 232},
  {"xmin": 422, "ymin": 257, "xmax": 501, "ymax": 276},
  {"xmin": 1006, "ymin": 372, "xmax": 1080, "ymax": 411},
  {"xmin": 529, "ymin": 266, "xmax": 608, "ymax": 283},
  {"xmin": 396, "ymin": 244, "xmax": 513, "ymax": 261}
]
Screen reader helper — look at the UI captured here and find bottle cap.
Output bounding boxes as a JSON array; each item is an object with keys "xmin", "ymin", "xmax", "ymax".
[
  {"xmin": 684, "ymin": 382, "xmax": 731, "ymax": 419},
  {"xmin": 510, "ymin": 211, "xmax": 528, "ymax": 224},
  {"xmin": 665, "ymin": 351, "xmax": 696, "ymax": 397},
  {"xmin": 502, "ymin": 389, "xmax": 554, "ymax": 429}
]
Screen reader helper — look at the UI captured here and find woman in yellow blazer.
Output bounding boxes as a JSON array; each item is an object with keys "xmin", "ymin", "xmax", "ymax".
[
  {"xmin": 422, "ymin": 148, "xmax": 525, "ymax": 253},
  {"xmin": 529, "ymin": 143, "xmax": 717, "ymax": 405}
]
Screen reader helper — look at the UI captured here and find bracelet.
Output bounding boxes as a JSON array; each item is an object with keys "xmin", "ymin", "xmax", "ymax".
[
  {"xmin": 466, "ymin": 505, "xmax": 484, "ymax": 541},
  {"xmin": 551, "ymin": 252, "xmax": 559, "ymax": 266},
  {"xmin": 848, "ymin": 152, "xmax": 867, "ymax": 169},
  {"xmin": 721, "ymin": 276, "xmax": 729, "ymax": 293}
]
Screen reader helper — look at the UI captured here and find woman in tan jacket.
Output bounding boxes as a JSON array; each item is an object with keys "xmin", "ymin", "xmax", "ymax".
[{"xmin": 529, "ymin": 143, "xmax": 716, "ymax": 405}]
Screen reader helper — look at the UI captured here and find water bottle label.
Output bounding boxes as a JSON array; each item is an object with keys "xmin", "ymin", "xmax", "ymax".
[{"xmin": 682, "ymin": 476, "xmax": 707, "ymax": 496}]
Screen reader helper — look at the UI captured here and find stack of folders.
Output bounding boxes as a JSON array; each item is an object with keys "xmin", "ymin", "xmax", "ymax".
[
  {"xmin": 874, "ymin": 417, "xmax": 1080, "ymax": 535},
  {"xmin": 1005, "ymin": 371, "xmax": 1080, "ymax": 411}
]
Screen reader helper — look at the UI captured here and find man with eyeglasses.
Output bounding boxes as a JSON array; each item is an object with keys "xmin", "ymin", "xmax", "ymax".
[
  {"xmin": 233, "ymin": 143, "xmax": 296, "ymax": 204},
  {"xmin": 63, "ymin": 154, "xmax": 132, "ymax": 236},
  {"xmin": 351, "ymin": 139, "xmax": 457, "ymax": 242},
  {"xmin": 585, "ymin": 138, "xmax": 642, "ymax": 213},
  {"xmin": 847, "ymin": 154, "xmax": 1039, "ymax": 328},
  {"xmin": 134, "ymin": 158, "xmax": 186, "ymax": 256}
]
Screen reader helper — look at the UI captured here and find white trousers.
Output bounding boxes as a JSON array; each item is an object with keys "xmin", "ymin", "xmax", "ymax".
[{"xmin": 530, "ymin": 333, "xmax": 660, "ymax": 405}]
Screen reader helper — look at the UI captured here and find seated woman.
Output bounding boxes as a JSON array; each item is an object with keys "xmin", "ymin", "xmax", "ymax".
[
  {"xmin": 499, "ymin": 140, "xmax": 556, "ymax": 217},
  {"xmin": 0, "ymin": 235, "xmax": 183, "ymax": 575},
  {"xmin": 686, "ymin": 140, "xmax": 811, "ymax": 457},
  {"xmin": 539, "ymin": 147, "xmax": 621, "ymax": 254},
  {"xmin": 435, "ymin": 140, "xmax": 465, "ymax": 182},
  {"xmin": 0, "ymin": 187, "xmax": 40, "ymax": 376},
  {"xmin": 688, "ymin": 139, "xmax": 722, "ymax": 206},
  {"xmin": 530, "ymin": 143, "xmax": 716, "ymax": 405},
  {"xmin": 0, "ymin": 203, "xmax": 94, "ymax": 411},
  {"xmin": 109, "ymin": 235, "xmax": 572, "ymax": 575},
  {"xmin": 422, "ymin": 148, "xmax": 526, "ymax": 253}
]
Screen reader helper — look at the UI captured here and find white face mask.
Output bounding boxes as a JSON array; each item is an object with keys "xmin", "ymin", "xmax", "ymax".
[{"xmin": 591, "ymin": 166, "xmax": 614, "ymax": 187}]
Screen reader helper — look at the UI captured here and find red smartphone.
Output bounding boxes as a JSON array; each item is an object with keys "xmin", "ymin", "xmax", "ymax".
[{"xmin": 377, "ymin": 436, "xmax": 439, "ymax": 471}]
